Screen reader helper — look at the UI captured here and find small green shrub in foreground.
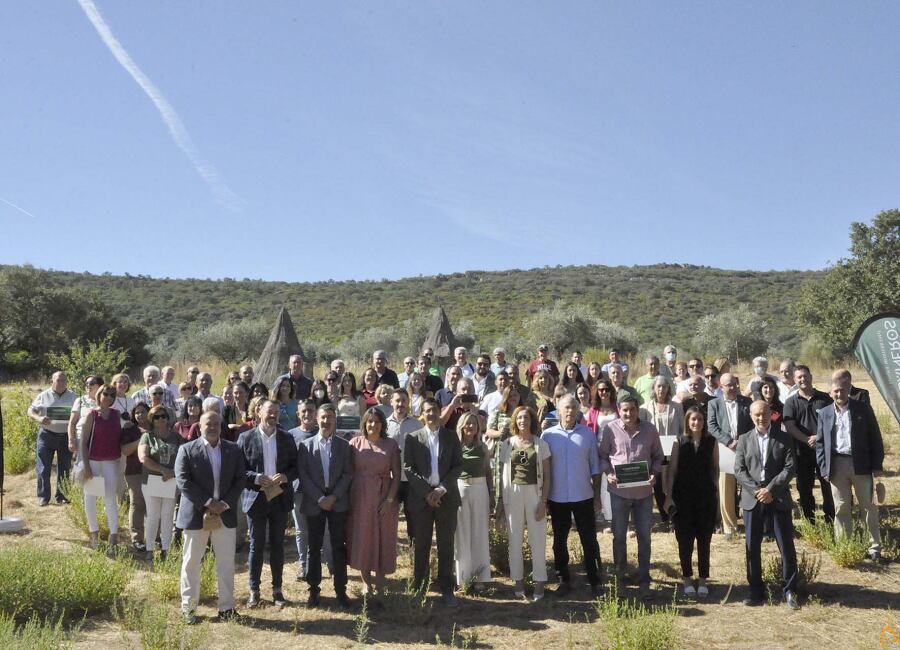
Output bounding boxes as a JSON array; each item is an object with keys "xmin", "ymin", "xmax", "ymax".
[
  {"xmin": 763, "ymin": 550, "xmax": 821, "ymax": 593},
  {"xmin": 116, "ymin": 598, "xmax": 208, "ymax": 650},
  {"xmin": 0, "ymin": 544, "xmax": 131, "ymax": 619},
  {"xmin": 150, "ymin": 548, "xmax": 217, "ymax": 602},
  {"xmin": 0, "ymin": 612, "xmax": 77, "ymax": 650},
  {"xmin": 796, "ymin": 513, "xmax": 870, "ymax": 568},
  {"xmin": 594, "ymin": 582, "xmax": 678, "ymax": 650}
]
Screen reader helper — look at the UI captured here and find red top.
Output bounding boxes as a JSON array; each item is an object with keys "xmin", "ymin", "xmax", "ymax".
[
  {"xmin": 361, "ymin": 389, "xmax": 378, "ymax": 409},
  {"xmin": 174, "ymin": 420, "xmax": 200, "ymax": 442},
  {"xmin": 89, "ymin": 408, "xmax": 123, "ymax": 461}
]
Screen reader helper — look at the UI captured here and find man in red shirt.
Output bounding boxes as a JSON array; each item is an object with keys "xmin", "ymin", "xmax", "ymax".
[{"xmin": 525, "ymin": 344, "xmax": 560, "ymax": 384}]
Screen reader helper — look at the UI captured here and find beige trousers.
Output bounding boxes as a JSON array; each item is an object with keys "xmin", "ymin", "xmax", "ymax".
[
  {"xmin": 181, "ymin": 526, "xmax": 236, "ymax": 613},
  {"xmin": 718, "ymin": 472, "xmax": 738, "ymax": 534},
  {"xmin": 829, "ymin": 455, "xmax": 880, "ymax": 551}
]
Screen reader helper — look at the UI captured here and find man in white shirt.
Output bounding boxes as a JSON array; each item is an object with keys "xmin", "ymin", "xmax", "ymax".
[
  {"xmin": 480, "ymin": 371, "xmax": 510, "ymax": 417},
  {"xmin": 387, "ymin": 389, "xmax": 422, "ymax": 544},
  {"xmin": 175, "ymin": 412, "xmax": 245, "ymax": 623},
  {"xmin": 454, "ymin": 347, "xmax": 476, "ymax": 378},
  {"xmin": 236, "ymin": 400, "xmax": 297, "ymax": 608},
  {"xmin": 491, "ymin": 347, "xmax": 507, "ymax": 377},
  {"xmin": 397, "ymin": 357, "xmax": 416, "ymax": 389},
  {"xmin": 404, "ymin": 398, "xmax": 463, "ymax": 607},
  {"xmin": 28, "ymin": 370, "xmax": 77, "ymax": 506},
  {"xmin": 776, "ymin": 359, "xmax": 798, "ymax": 404},
  {"xmin": 471, "ymin": 353, "xmax": 496, "ymax": 400},
  {"xmin": 816, "ymin": 376, "xmax": 885, "ymax": 561},
  {"xmin": 157, "ymin": 366, "xmax": 179, "ymax": 404}
]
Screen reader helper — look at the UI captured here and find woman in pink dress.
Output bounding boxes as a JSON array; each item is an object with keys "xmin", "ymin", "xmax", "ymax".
[{"xmin": 347, "ymin": 407, "xmax": 401, "ymax": 598}]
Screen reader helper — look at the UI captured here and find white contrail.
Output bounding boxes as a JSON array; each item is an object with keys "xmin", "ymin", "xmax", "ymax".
[
  {"xmin": 76, "ymin": 0, "xmax": 241, "ymax": 211},
  {"xmin": 0, "ymin": 196, "xmax": 38, "ymax": 219}
]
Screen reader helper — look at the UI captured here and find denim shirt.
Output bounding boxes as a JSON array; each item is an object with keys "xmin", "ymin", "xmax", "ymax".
[{"xmin": 542, "ymin": 422, "xmax": 601, "ymax": 503}]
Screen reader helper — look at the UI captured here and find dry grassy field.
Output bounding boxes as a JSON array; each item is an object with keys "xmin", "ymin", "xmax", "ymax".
[{"xmin": 1, "ymin": 373, "xmax": 898, "ymax": 649}]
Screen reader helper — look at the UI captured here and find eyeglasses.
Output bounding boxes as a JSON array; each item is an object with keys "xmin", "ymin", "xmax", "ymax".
[
  {"xmin": 325, "ymin": 378, "xmax": 336, "ymax": 383},
  {"xmin": 704, "ymin": 374, "xmax": 716, "ymax": 379},
  {"xmin": 597, "ymin": 387, "xmax": 610, "ymax": 393},
  {"xmin": 85, "ymin": 381, "xmax": 98, "ymax": 387},
  {"xmin": 151, "ymin": 392, "xmax": 164, "ymax": 397},
  {"xmin": 152, "ymin": 414, "xmax": 169, "ymax": 421},
  {"xmin": 688, "ymin": 363, "xmax": 702, "ymax": 368}
]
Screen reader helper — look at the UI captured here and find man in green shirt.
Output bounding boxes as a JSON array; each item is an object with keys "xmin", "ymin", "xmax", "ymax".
[{"xmin": 633, "ymin": 356, "xmax": 676, "ymax": 406}]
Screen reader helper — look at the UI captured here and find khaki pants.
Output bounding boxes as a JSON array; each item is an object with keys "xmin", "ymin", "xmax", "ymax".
[
  {"xmin": 718, "ymin": 472, "xmax": 738, "ymax": 534},
  {"xmin": 829, "ymin": 455, "xmax": 880, "ymax": 551},
  {"xmin": 181, "ymin": 527, "xmax": 236, "ymax": 613},
  {"xmin": 124, "ymin": 474, "xmax": 146, "ymax": 545}
]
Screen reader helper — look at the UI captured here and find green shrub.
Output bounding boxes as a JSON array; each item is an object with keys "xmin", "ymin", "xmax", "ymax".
[
  {"xmin": 795, "ymin": 513, "xmax": 833, "ymax": 551},
  {"xmin": 763, "ymin": 550, "xmax": 820, "ymax": 593},
  {"xmin": 149, "ymin": 548, "xmax": 216, "ymax": 603},
  {"xmin": 375, "ymin": 577, "xmax": 433, "ymax": 626},
  {"xmin": 62, "ymin": 479, "xmax": 129, "ymax": 540},
  {"xmin": 1, "ymin": 384, "xmax": 39, "ymax": 475},
  {"xmin": 0, "ymin": 612, "xmax": 77, "ymax": 650},
  {"xmin": 116, "ymin": 597, "xmax": 208, "ymax": 650},
  {"xmin": 595, "ymin": 582, "xmax": 678, "ymax": 650},
  {"xmin": 0, "ymin": 544, "xmax": 131, "ymax": 619},
  {"xmin": 828, "ymin": 527, "xmax": 870, "ymax": 568},
  {"xmin": 46, "ymin": 333, "xmax": 128, "ymax": 388},
  {"xmin": 488, "ymin": 519, "xmax": 534, "ymax": 576}
]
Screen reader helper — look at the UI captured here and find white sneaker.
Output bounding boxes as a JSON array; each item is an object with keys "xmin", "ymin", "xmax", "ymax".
[
  {"xmin": 697, "ymin": 585, "xmax": 709, "ymax": 598},
  {"xmin": 683, "ymin": 584, "xmax": 696, "ymax": 597}
]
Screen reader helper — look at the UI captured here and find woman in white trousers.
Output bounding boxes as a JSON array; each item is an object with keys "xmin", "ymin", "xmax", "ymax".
[
  {"xmin": 501, "ymin": 406, "xmax": 552, "ymax": 601},
  {"xmin": 80, "ymin": 385, "xmax": 124, "ymax": 554},
  {"xmin": 454, "ymin": 412, "xmax": 493, "ymax": 592},
  {"xmin": 139, "ymin": 405, "xmax": 183, "ymax": 559}
]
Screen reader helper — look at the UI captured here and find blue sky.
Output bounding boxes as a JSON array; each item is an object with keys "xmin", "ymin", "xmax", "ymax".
[{"xmin": 1, "ymin": 1, "xmax": 898, "ymax": 282}]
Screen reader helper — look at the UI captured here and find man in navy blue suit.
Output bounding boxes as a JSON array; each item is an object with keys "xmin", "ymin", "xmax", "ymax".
[
  {"xmin": 237, "ymin": 399, "xmax": 298, "ymax": 608},
  {"xmin": 816, "ymin": 374, "xmax": 884, "ymax": 561}
]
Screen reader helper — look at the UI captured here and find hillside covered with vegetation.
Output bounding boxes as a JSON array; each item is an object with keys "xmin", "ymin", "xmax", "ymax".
[{"xmin": 2, "ymin": 263, "xmax": 819, "ymax": 356}]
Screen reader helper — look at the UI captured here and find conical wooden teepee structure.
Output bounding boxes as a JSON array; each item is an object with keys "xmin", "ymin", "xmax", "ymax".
[
  {"xmin": 422, "ymin": 305, "xmax": 458, "ymax": 360},
  {"xmin": 255, "ymin": 306, "xmax": 305, "ymax": 388}
]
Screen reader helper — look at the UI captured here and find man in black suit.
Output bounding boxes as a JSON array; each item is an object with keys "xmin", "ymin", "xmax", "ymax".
[
  {"xmin": 297, "ymin": 403, "xmax": 353, "ymax": 608},
  {"xmin": 175, "ymin": 412, "xmax": 246, "ymax": 623},
  {"xmin": 237, "ymin": 399, "xmax": 298, "ymax": 608},
  {"xmin": 707, "ymin": 373, "xmax": 753, "ymax": 539},
  {"xmin": 734, "ymin": 400, "xmax": 799, "ymax": 610},
  {"xmin": 373, "ymin": 350, "xmax": 400, "ymax": 388},
  {"xmin": 404, "ymin": 397, "xmax": 463, "ymax": 607},
  {"xmin": 816, "ymin": 374, "xmax": 885, "ymax": 561}
]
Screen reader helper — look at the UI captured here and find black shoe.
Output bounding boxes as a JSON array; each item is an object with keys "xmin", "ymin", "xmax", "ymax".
[
  {"xmin": 441, "ymin": 592, "xmax": 459, "ymax": 608},
  {"xmin": 56, "ymin": 495, "xmax": 70, "ymax": 505},
  {"xmin": 132, "ymin": 541, "xmax": 147, "ymax": 553},
  {"xmin": 246, "ymin": 590, "xmax": 261, "ymax": 609},
  {"xmin": 307, "ymin": 590, "xmax": 321, "ymax": 608},
  {"xmin": 743, "ymin": 596, "xmax": 764, "ymax": 607},
  {"xmin": 182, "ymin": 610, "xmax": 198, "ymax": 625},
  {"xmin": 273, "ymin": 592, "xmax": 288, "ymax": 607},
  {"xmin": 335, "ymin": 591, "xmax": 351, "ymax": 608},
  {"xmin": 553, "ymin": 581, "xmax": 571, "ymax": 598},
  {"xmin": 785, "ymin": 591, "xmax": 800, "ymax": 611},
  {"xmin": 218, "ymin": 608, "xmax": 240, "ymax": 622},
  {"xmin": 868, "ymin": 549, "xmax": 883, "ymax": 563}
]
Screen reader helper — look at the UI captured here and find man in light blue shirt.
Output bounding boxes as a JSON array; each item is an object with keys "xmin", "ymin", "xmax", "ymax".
[{"xmin": 542, "ymin": 394, "xmax": 604, "ymax": 597}]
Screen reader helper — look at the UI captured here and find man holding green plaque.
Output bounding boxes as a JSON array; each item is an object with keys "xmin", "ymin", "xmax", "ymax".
[
  {"xmin": 28, "ymin": 371, "xmax": 77, "ymax": 506},
  {"xmin": 598, "ymin": 396, "xmax": 665, "ymax": 600}
]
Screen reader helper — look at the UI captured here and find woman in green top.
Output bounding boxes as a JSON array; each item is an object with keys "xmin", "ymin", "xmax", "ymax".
[
  {"xmin": 453, "ymin": 411, "xmax": 493, "ymax": 592},
  {"xmin": 500, "ymin": 406, "xmax": 552, "ymax": 601},
  {"xmin": 484, "ymin": 386, "xmax": 521, "ymax": 515},
  {"xmin": 138, "ymin": 405, "xmax": 182, "ymax": 559}
]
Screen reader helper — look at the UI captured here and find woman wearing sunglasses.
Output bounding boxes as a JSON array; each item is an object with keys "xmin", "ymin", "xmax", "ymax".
[
  {"xmin": 138, "ymin": 405, "xmax": 183, "ymax": 560},
  {"xmin": 80, "ymin": 384, "xmax": 125, "ymax": 553}
]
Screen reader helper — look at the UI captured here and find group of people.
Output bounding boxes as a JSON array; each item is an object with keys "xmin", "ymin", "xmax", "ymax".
[{"xmin": 26, "ymin": 343, "xmax": 886, "ymax": 621}]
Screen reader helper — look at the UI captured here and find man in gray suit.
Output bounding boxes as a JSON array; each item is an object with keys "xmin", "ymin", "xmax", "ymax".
[
  {"xmin": 404, "ymin": 397, "xmax": 463, "ymax": 607},
  {"xmin": 175, "ymin": 411, "xmax": 246, "ymax": 623},
  {"xmin": 707, "ymin": 373, "xmax": 753, "ymax": 539},
  {"xmin": 816, "ymin": 374, "xmax": 885, "ymax": 561},
  {"xmin": 734, "ymin": 401, "xmax": 798, "ymax": 610},
  {"xmin": 297, "ymin": 403, "xmax": 353, "ymax": 608}
]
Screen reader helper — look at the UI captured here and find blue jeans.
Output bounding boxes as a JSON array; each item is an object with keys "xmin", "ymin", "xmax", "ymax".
[
  {"xmin": 611, "ymin": 493, "xmax": 653, "ymax": 587},
  {"xmin": 36, "ymin": 429, "xmax": 72, "ymax": 501}
]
